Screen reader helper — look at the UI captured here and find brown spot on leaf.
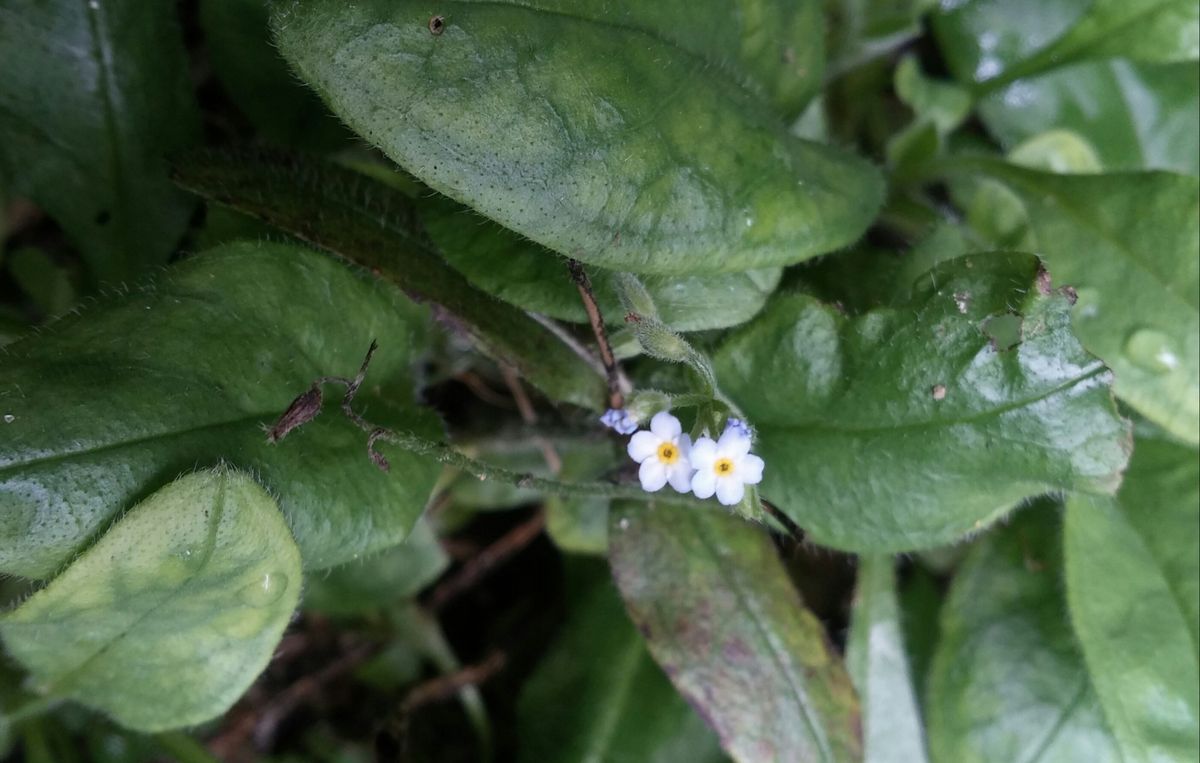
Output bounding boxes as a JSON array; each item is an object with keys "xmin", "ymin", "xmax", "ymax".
[{"xmin": 428, "ymin": 15, "xmax": 445, "ymax": 35}]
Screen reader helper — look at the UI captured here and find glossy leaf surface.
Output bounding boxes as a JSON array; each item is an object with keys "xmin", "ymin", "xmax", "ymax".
[
  {"xmin": 926, "ymin": 503, "xmax": 1121, "ymax": 763},
  {"xmin": 714, "ymin": 254, "xmax": 1130, "ymax": 552},
  {"xmin": 964, "ymin": 160, "xmax": 1199, "ymax": 443},
  {"xmin": 933, "ymin": 0, "xmax": 1199, "ymax": 90},
  {"xmin": 979, "ymin": 60, "xmax": 1199, "ymax": 176},
  {"xmin": 847, "ymin": 555, "xmax": 929, "ymax": 763},
  {"xmin": 1064, "ymin": 437, "xmax": 1200, "ymax": 762}
]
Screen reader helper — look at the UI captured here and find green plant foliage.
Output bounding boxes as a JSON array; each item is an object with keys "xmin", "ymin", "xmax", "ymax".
[
  {"xmin": 0, "ymin": 241, "xmax": 440, "ymax": 579},
  {"xmin": 199, "ymin": 0, "xmax": 350, "ymax": 151},
  {"xmin": 302, "ymin": 519, "xmax": 449, "ymax": 616},
  {"xmin": 2, "ymin": 0, "xmax": 1199, "ymax": 756},
  {"xmin": 933, "ymin": 0, "xmax": 1199, "ymax": 90},
  {"xmin": 0, "ymin": 0, "xmax": 200, "ymax": 285},
  {"xmin": 271, "ymin": 0, "xmax": 885, "ymax": 275},
  {"xmin": 1064, "ymin": 437, "xmax": 1200, "ymax": 762},
  {"xmin": 979, "ymin": 61, "xmax": 1200, "ymax": 175},
  {"xmin": 0, "ymin": 469, "xmax": 302, "ymax": 731},
  {"xmin": 609, "ymin": 502, "xmax": 862, "ymax": 763},
  {"xmin": 847, "ymin": 556, "xmax": 929, "ymax": 763},
  {"xmin": 171, "ymin": 148, "xmax": 608, "ymax": 410},
  {"xmin": 963, "ymin": 160, "xmax": 1200, "ymax": 443},
  {"xmin": 517, "ymin": 561, "xmax": 725, "ymax": 763},
  {"xmin": 927, "ymin": 502, "xmax": 1121, "ymax": 762},
  {"xmin": 714, "ymin": 253, "xmax": 1130, "ymax": 551},
  {"xmin": 422, "ymin": 199, "xmax": 783, "ymax": 332}
]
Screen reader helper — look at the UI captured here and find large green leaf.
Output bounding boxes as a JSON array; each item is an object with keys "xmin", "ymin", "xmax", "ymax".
[
  {"xmin": 979, "ymin": 60, "xmax": 1199, "ymax": 176},
  {"xmin": 0, "ymin": 469, "xmax": 301, "ymax": 732},
  {"xmin": 933, "ymin": 0, "xmax": 1199, "ymax": 91},
  {"xmin": 0, "ymin": 0, "xmax": 199, "ymax": 284},
  {"xmin": 271, "ymin": 0, "xmax": 884, "ymax": 275},
  {"xmin": 713, "ymin": 253, "xmax": 1130, "ymax": 552},
  {"xmin": 423, "ymin": 199, "xmax": 782, "ymax": 332},
  {"xmin": 172, "ymin": 148, "xmax": 607, "ymax": 409},
  {"xmin": 517, "ymin": 561, "xmax": 725, "ymax": 763},
  {"xmin": 926, "ymin": 503, "xmax": 1121, "ymax": 763},
  {"xmin": 847, "ymin": 555, "xmax": 929, "ymax": 763},
  {"xmin": 1064, "ymin": 437, "xmax": 1200, "ymax": 762},
  {"xmin": 608, "ymin": 502, "xmax": 862, "ymax": 763},
  {"xmin": 199, "ymin": 0, "xmax": 350, "ymax": 151},
  {"xmin": 0, "ymin": 241, "xmax": 441, "ymax": 579},
  {"xmin": 962, "ymin": 160, "xmax": 1199, "ymax": 443}
]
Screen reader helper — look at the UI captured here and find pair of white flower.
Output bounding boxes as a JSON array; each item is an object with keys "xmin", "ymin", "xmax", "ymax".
[{"xmin": 625, "ymin": 412, "xmax": 764, "ymax": 506}]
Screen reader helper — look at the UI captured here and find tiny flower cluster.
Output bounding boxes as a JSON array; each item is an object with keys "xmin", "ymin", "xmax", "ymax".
[{"xmin": 603, "ymin": 410, "xmax": 764, "ymax": 506}]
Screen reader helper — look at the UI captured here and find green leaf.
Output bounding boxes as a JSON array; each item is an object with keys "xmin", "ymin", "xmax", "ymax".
[
  {"xmin": 608, "ymin": 502, "xmax": 862, "ymax": 763},
  {"xmin": 713, "ymin": 253, "xmax": 1130, "ymax": 552},
  {"xmin": 199, "ymin": 0, "xmax": 350, "ymax": 151},
  {"xmin": 517, "ymin": 560, "xmax": 725, "ymax": 763},
  {"xmin": 302, "ymin": 518, "xmax": 449, "ymax": 616},
  {"xmin": 847, "ymin": 555, "xmax": 929, "ymax": 763},
  {"xmin": 1064, "ymin": 438, "xmax": 1200, "ymax": 762},
  {"xmin": 933, "ymin": 0, "xmax": 1199, "ymax": 91},
  {"xmin": 0, "ymin": 468, "xmax": 301, "ymax": 732},
  {"xmin": 271, "ymin": 0, "xmax": 884, "ymax": 275},
  {"xmin": 0, "ymin": 0, "xmax": 200, "ymax": 284},
  {"xmin": 895, "ymin": 56, "xmax": 972, "ymax": 135},
  {"xmin": 171, "ymin": 148, "xmax": 607, "ymax": 410},
  {"xmin": 423, "ymin": 198, "xmax": 782, "ymax": 332},
  {"xmin": 825, "ymin": 0, "xmax": 930, "ymax": 77},
  {"xmin": 979, "ymin": 60, "xmax": 1199, "ymax": 176},
  {"xmin": 961, "ymin": 160, "xmax": 1199, "ymax": 443},
  {"xmin": 926, "ymin": 502, "xmax": 1121, "ymax": 763},
  {"xmin": 0, "ymin": 240, "xmax": 441, "ymax": 579}
]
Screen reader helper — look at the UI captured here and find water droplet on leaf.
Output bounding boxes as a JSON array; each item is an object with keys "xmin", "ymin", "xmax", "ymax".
[
  {"xmin": 1124, "ymin": 328, "xmax": 1179, "ymax": 373},
  {"xmin": 238, "ymin": 572, "xmax": 289, "ymax": 606}
]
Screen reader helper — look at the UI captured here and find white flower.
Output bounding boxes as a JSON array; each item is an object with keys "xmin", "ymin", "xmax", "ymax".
[
  {"xmin": 689, "ymin": 426, "xmax": 764, "ymax": 506},
  {"xmin": 627, "ymin": 412, "xmax": 693, "ymax": 493},
  {"xmin": 600, "ymin": 408, "xmax": 638, "ymax": 435}
]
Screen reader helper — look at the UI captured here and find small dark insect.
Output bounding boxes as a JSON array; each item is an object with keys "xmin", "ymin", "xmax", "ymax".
[{"xmin": 428, "ymin": 15, "xmax": 445, "ymax": 35}]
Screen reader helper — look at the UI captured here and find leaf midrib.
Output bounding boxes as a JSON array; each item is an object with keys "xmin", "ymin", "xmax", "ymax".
[
  {"xmin": 769, "ymin": 363, "xmax": 1108, "ymax": 438},
  {"xmin": 690, "ymin": 512, "xmax": 839, "ymax": 762},
  {"xmin": 38, "ymin": 476, "xmax": 229, "ymax": 696},
  {"xmin": 0, "ymin": 412, "xmax": 269, "ymax": 474}
]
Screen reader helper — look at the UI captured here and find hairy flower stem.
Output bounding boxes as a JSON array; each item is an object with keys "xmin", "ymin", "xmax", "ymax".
[{"xmin": 268, "ymin": 342, "xmax": 704, "ymax": 507}]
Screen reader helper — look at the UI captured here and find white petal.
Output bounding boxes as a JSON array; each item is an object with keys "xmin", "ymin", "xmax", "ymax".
[
  {"xmin": 667, "ymin": 461, "xmax": 694, "ymax": 493},
  {"xmin": 715, "ymin": 477, "xmax": 745, "ymax": 506},
  {"xmin": 691, "ymin": 469, "xmax": 717, "ymax": 499},
  {"xmin": 689, "ymin": 437, "xmax": 718, "ymax": 470},
  {"xmin": 639, "ymin": 459, "xmax": 669, "ymax": 492},
  {"xmin": 677, "ymin": 433, "xmax": 692, "ymax": 458},
  {"xmin": 717, "ymin": 427, "xmax": 752, "ymax": 458},
  {"xmin": 650, "ymin": 411, "xmax": 682, "ymax": 440},
  {"xmin": 740, "ymin": 454, "xmax": 764, "ymax": 484},
  {"xmin": 628, "ymin": 430, "xmax": 660, "ymax": 463}
]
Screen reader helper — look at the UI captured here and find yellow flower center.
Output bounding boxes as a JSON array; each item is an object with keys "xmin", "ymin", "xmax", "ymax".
[
  {"xmin": 714, "ymin": 458, "xmax": 735, "ymax": 476},
  {"xmin": 656, "ymin": 442, "xmax": 680, "ymax": 464}
]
